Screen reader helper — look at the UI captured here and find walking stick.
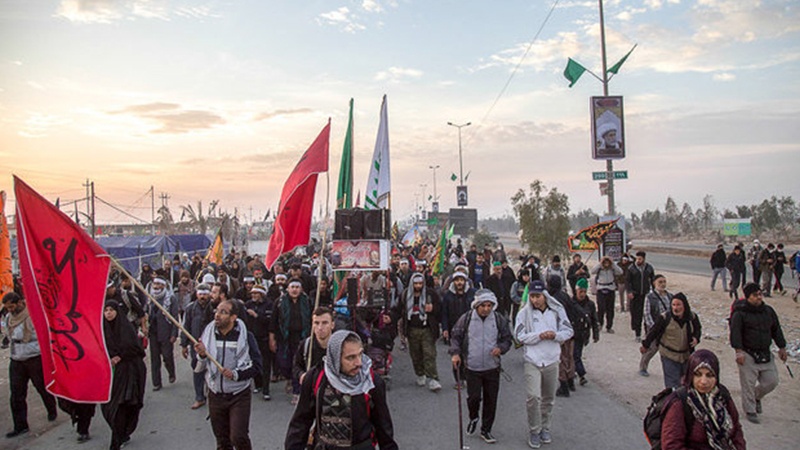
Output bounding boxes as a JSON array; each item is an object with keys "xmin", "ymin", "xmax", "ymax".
[
  {"xmin": 110, "ymin": 258, "xmax": 224, "ymax": 372},
  {"xmin": 455, "ymin": 363, "xmax": 468, "ymax": 450}
]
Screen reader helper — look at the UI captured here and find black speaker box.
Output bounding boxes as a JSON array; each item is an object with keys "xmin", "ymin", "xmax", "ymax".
[
  {"xmin": 334, "ymin": 209, "xmax": 364, "ymax": 240},
  {"xmin": 362, "ymin": 209, "xmax": 391, "ymax": 239}
]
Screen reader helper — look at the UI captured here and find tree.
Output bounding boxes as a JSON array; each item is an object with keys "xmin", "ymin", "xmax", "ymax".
[
  {"xmin": 663, "ymin": 197, "xmax": 679, "ymax": 235},
  {"xmin": 156, "ymin": 205, "xmax": 174, "ymax": 235},
  {"xmin": 570, "ymin": 208, "xmax": 599, "ymax": 231},
  {"xmin": 181, "ymin": 201, "xmax": 209, "ymax": 235},
  {"xmin": 511, "ymin": 180, "xmax": 570, "ymax": 258},
  {"xmin": 700, "ymin": 195, "xmax": 718, "ymax": 231}
]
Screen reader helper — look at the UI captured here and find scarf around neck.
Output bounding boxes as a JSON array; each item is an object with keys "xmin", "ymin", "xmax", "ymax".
[
  {"xmin": 8, "ymin": 307, "xmax": 33, "ymax": 343},
  {"xmin": 323, "ymin": 330, "xmax": 374, "ymax": 396},
  {"xmin": 686, "ymin": 386, "xmax": 735, "ymax": 450}
]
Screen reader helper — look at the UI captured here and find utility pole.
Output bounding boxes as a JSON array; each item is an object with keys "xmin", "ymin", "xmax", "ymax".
[
  {"xmin": 83, "ymin": 178, "xmax": 91, "ymax": 218},
  {"xmin": 159, "ymin": 192, "xmax": 170, "ymax": 208},
  {"xmin": 150, "ymin": 185, "xmax": 155, "ymax": 235},
  {"xmin": 599, "ymin": 0, "xmax": 616, "ymax": 216},
  {"xmin": 90, "ymin": 181, "xmax": 96, "ymax": 239}
]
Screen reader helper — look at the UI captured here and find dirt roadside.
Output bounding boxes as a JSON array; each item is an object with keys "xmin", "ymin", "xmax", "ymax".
[{"xmin": 582, "ymin": 270, "xmax": 799, "ymax": 449}]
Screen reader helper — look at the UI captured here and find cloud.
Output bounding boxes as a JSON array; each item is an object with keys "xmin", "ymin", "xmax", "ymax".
[
  {"xmin": 18, "ymin": 113, "xmax": 72, "ymax": 138},
  {"xmin": 374, "ymin": 66, "xmax": 423, "ymax": 83},
  {"xmin": 55, "ymin": 0, "xmax": 219, "ymax": 24},
  {"xmin": 475, "ymin": 32, "xmax": 582, "ymax": 73},
  {"xmin": 712, "ymin": 72, "xmax": 735, "ymax": 81},
  {"xmin": 253, "ymin": 108, "xmax": 313, "ymax": 121},
  {"xmin": 316, "ymin": 7, "xmax": 365, "ymax": 33},
  {"xmin": 110, "ymin": 102, "xmax": 225, "ymax": 134}
]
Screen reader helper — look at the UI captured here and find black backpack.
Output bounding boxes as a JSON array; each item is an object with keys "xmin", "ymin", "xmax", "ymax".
[{"xmin": 643, "ymin": 386, "xmax": 691, "ymax": 450}]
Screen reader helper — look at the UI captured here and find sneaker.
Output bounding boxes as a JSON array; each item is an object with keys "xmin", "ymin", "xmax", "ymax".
[
  {"xmin": 635, "ymin": 336, "xmax": 642, "ymax": 343},
  {"xmin": 540, "ymin": 429, "xmax": 552, "ymax": 444},
  {"xmin": 291, "ymin": 394, "xmax": 299, "ymax": 405},
  {"xmin": 77, "ymin": 434, "xmax": 91, "ymax": 443},
  {"xmin": 466, "ymin": 418, "xmax": 479, "ymax": 436},
  {"xmin": 480, "ymin": 430, "xmax": 497, "ymax": 444},
  {"xmin": 253, "ymin": 387, "xmax": 260, "ymax": 394},
  {"xmin": 416, "ymin": 375, "xmax": 427, "ymax": 386},
  {"xmin": 169, "ymin": 375, "xmax": 176, "ymax": 384},
  {"xmin": 528, "ymin": 431, "xmax": 542, "ymax": 448},
  {"xmin": 579, "ymin": 376, "xmax": 588, "ymax": 386},
  {"xmin": 606, "ymin": 328, "xmax": 615, "ymax": 334},
  {"xmin": 746, "ymin": 412, "xmax": 760, "ymax": 424},
  {"xmin": 428, "ymin": 379, "xmax": 442, "ymax": 392},
  {"xmin": 5, "ymin": 428, "xmax": 29, "ymax": 438},
  {"xmin": 153, "ymin": 385, "xmax": 162, "ymax": 392},
  {"xmin": 263, "ymin": 394, "xmax": 271, "ymax": 401},
  {"xmin": 567, "ymin": 378, "xmax": 576, "ymax": 392},
  {"xmin": 47, "ymin": 411, "xmax": 57, "ymax": 421},
  {"xmin": 755, "ymin": 399, "xmax": 762, "ymax": 414},
  {"xmin": 638, "ymin": 369, "xmax": 649, "ymax": 377}
]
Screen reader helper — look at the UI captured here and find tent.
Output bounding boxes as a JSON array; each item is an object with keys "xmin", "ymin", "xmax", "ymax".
[
  {"xmin": 96, "ymin": 235, "xmax": 178, "ymax": 277},
  {"xmin": 169, "ymin": 234, "xmax": 213, "ymax": 256}
]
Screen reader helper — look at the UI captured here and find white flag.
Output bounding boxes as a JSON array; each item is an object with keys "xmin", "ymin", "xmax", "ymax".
[{"xmin": 365, "ymin": 95, "xmax": 390, "ymax": 210}]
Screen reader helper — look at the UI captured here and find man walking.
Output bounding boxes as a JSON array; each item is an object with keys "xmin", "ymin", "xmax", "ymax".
[
  {"xmin": 285, "ymin": 330, "xmax": 398, "ymax": 450},
  {"xmin": 2, "ymin": 292, "xmax": 57, "ymax": 438},
  {"xmin": 710, "ymin": 244, "xmax": 728, "ymax": 291},
  {"xmin": 758, "ymin": 243, "xmax": 776, "ymax": 297},
  {"xmin": 148, "ymin": 276, "xmax": 179, "ymax": 391},
  {"xmin": 626, "ymin": 251, "xmax": 655, "ymax": 342},
  {"xmin": 195, "ymin": 300, "xmax": 260, "ymax": 449},
  {"xmin": 293, "ymin": 307, "xmax": 334, "ymax": 388},
  {"xmin": 730, "ymin": 283, "xmax": 788, "ymax": 424},
  {"xmin": 449, "ymin": 289, "xmax": 513, "ymax": 444},
  {"xmin": 181, "ymin": 283, "xmax": 214, "ymax": 409},
  {"xmin": 244, "ymin": 285, "xmax": 274, "ymax": 401},
  {"xmin": 639, "ymin": 275, "xmax": 672, "ymax": 377},
  {"xmin": 514, "ymin": 280, "xmax": 573, "ymax": 449},
  {"xmin": 441, "ymin": 272, "xmax": 476, "ymax": 385},
  {"xmin": 270, "ymin": 279, "xmax": 312, "ymax": 404},
  {"xmin": 390, "ymin": 272, "xmax": 442, "ymax": 391},
  {"xmin": 590, "ymin": 256, "xmax": 622, "ymax": 334},
  {"xmin": 727, "ymin": 245, "xmax": 747, "ymax": 299}
]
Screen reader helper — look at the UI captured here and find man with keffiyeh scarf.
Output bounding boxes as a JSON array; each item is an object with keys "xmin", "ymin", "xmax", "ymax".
[{"xmin": 285, "ymin": 330, "xmax": 397, "ymax": 450}]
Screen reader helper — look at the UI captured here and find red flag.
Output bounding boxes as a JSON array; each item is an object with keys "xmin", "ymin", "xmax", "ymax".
[
  {"xmin": 265, "ymin": 121, "xmax": 330, "ymax": 269},
  {"xmin": 14, "ymin": 176, "xmax": 112, "ymax": 403}
]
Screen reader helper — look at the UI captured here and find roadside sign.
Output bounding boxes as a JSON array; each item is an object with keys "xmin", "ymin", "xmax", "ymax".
[{"xmin": 592, "ymin": 171, "xmax": 628, "ymax": 181}]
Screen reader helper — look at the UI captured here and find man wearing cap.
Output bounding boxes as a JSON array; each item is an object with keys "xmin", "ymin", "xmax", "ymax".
[
  {"xmin": 148, "ymin": 276, "xmax": 179, "ymax": 391},
  {"xmin": 449, "ymin": 289, "xmax": 512, "ymax": 444},
  {"xmin": 235, "ymin": 276, "xmax": 257, "ymax": 302},
  {"xmin": 270, "ymin": 278, "xmax": 313, "ymax": 404},
  {"xmin": 571, "ymin": 278, "xmax": 599, "ymax": 386},
  {"xmin": 245, "ymin": 284, "xmax": 274, "ymax": 401},
  {"xmin": 442, "ymin": 271, "xmax": 476, "ymax": 385},
  {"xmin": 543, "ymin": 256, "xmax": 568, "ymax": 295},
  {"xmin": 285, "ymin": 330, "xmax": 398, "ymax": 450},
  {"xmin": 566, "ymin": 254, "xmax": 589, "ymax": 298},
  {"xmin": 626, "ymin": 251, "xmax": 655, "ymax": 341},
  {"xmin": 2, "ymin": 292, "xmax": 58, "ymax": 438},
  {"xmin": 389, "ymin": 272, "xmax": 443, "ymax": 391},
  {"xmin": 182, "ymin": 283, "xmax": 214, "ymax": 409},
  {"xmin": 514, "ymin": 280, "xmax": 573, "ymax": 449},
  {"xmin": 730, "ymin": 282, "xmax": 787, "ymax": 423}
]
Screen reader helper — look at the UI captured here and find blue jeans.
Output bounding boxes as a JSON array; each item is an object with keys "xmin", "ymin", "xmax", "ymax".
[
  {"xmin": 573, "ymin": 340, "xmax": 586, "ymax": 377},
  {"xmin": 660, "ymin": 355, "xmax": 686, "ymax": 389},
  {"xmin": 190, "ymin": 350, "xmax": 206, "ymax": 402}
]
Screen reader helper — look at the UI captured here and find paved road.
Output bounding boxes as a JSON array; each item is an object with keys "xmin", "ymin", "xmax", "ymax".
[{"xmin": 23, "ymin": 339, "xmax": 647, "ymax": 450}]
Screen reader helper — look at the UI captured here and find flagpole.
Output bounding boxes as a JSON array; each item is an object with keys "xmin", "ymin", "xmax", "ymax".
[{"xmin": 109, "ymin": 258, "xmax": 224, "ymax": 372}]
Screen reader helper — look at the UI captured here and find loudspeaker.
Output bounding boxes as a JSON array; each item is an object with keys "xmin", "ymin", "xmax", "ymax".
[
  {"xmin": 347, "ymin": 277, "xmax": 359, "ymax": 308},
  {"xmin": 363, "ymin": 209, "xmax": 391, "ymax": 240},
  {"xmin": 334, "ymin": 209, "xmax": 363, "ymax": 240}
]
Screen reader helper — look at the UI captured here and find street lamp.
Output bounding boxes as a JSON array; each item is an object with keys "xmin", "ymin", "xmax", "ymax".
[
  {"xmin": 428, "ymin": 165, "xmax": 440, "ymax": 208},
  {"xmin": 419, "ymin": 183, "xmax": 428, "ymax": 211},
  {"xmin": 447, "ymin": 121, "xmax": 471, "ymax": 186}
]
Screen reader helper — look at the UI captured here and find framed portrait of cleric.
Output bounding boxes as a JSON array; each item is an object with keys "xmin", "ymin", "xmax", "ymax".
[{"xmin": 591, "ymin": 96, "xmax": 626, "ymax": 160}]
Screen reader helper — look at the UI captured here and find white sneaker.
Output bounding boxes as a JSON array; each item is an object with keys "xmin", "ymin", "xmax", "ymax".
[
  {"xmin": 416, "ymin": 375, "xmax": 427, "ymax": 386},
  {"xmin": 428, "ymin": 378, "xmax": 442, "ymax": 391}
]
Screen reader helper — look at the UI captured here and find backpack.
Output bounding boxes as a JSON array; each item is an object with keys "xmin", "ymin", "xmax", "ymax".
[{"xmin": 643, "ymin": 386, "xmax": 692, "ymax": 450}]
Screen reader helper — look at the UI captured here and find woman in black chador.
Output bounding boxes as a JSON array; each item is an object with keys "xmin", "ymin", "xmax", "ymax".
[{"xmin": 102, "ymin": 300, "xmax": 147, "ymax": 450}]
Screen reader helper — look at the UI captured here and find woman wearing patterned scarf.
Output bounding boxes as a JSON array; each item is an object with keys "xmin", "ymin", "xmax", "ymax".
[{"xmin": 661, "ymin": 349, "xmax": 746, "ymax": 449}]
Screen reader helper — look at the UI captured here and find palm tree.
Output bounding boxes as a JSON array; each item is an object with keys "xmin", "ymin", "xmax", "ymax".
[
  {"xmin": 156, "ymin": 205, "xmax": 174, "ymax": 235},
  {"xmin": 180, "ymin": 201, "xmax": 208, "ymax": 235}
]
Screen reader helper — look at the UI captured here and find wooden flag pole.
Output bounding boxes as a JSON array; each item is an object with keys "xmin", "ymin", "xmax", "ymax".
[{"xmin": 110, "ymin": 258, "xmax": 224, "ymax": 372}]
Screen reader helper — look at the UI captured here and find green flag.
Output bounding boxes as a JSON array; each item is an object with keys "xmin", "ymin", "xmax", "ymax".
[
  {"xmin": 450, "ymin": 173, "xmax": 457, "ymax": 182},
  {"xmin": 432, "ymin": 222, "xmax": 448, "ymax": 276},
  {"xmin": 336, "ymin": 98, "xmax": 354, "ymax": 209},
  {"xmin": 464, "ymin": 171, "xmax": 470, "ymax": 182},
  {"xmin": 563, "ymin": 58, "xmax": 586, "ymax": 87},
  {"xmin": 428, "ymin": 195, "xmax": 432, "ymax": 201},
  {"xmin": 607, "ymin": 45, "xmax": 636, "ymax": 75}
]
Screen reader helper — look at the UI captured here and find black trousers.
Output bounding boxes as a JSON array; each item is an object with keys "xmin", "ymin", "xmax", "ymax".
[
  {"xmin": 110, "ymin": 404, "xmax": 141, "ymax": 450},
  {"xmin": 630, "ymin": 294, "xmax": 645, "ymax": 337},
  {"xmin": 466, "ymin": 368, "xmax": 500, "ymax": 433},
  {"xmin": 150, "ymin": 339, "xmax": 175, "ymax": 387},
  {"xmin": 253, "ymin": 338, "xmax": 273, "ymax": 395},
  {"xmin": 596, "ymin": 290, "xmax": 615, "ymax": 330},
  {"xmin": 9, "ymin": 356, "xmax": 57, "ymax": 431},
  {"xmin": 208, "ymin": 389, "xmax": 252, "ymax": 450}
]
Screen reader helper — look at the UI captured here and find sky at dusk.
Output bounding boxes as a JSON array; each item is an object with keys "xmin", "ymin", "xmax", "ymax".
[{"xmin": 1, "ymin": 0, "xmax": 799, "ymax": 225}]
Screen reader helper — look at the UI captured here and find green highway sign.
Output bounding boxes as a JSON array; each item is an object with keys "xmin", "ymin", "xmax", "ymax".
[{"xmin": 592, "ymin": 171, "xmax": 628, "ymax": 181}]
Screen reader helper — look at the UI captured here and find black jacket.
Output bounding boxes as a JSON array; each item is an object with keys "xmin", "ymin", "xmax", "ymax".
[
  {"xmin": 726, "ymin": 252, "xmax": 746, "ymax": 274},
  {"xmin": 642, "ymin": 312, "xmax": 702, "ymax": 353},
  {"xmin": 181, "ymin": 299, "xmax": 213, "ymax": 347},
  {"xmin": 626, "ymin": 262, "xmax": 655, "ymax": 297},
  {"xmin": 730, "ymin": 300, "xmax": 786, "ymax": 354},
  {"xmin": 285, "ymin": 366, "xmax": 397, "ymax": 450},
  {"xmin": 572, "ymin": 295, "xmax": 600, "ymax": 345},
  {"xmin": 710, "ymin": 249, "xmax": 727, "ymax": 269},
  {"xmin": 244, "ymin": 298, "xmax": 273, "ymax": 340},
  {"xmin": 292, "ymin": 336, "xmax": 327, "ymax": 384}
]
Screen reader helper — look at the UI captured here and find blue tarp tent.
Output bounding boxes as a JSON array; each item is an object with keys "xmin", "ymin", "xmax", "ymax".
[
  {"xmin": 96, "ymin": 235, "xmax": 178, "ymax": 277},
  {"xmin": 169, "ymin": 234, "xmax": 213, "ymax": 256}
]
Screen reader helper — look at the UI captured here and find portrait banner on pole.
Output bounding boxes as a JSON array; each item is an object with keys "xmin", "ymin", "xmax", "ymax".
[{"xmin": 591, "ymin": 96, "xmax": 626, "ymax": 160}]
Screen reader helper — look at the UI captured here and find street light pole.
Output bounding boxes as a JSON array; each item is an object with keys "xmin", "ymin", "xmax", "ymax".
[
  {"xmin": 429, "ymin": 164, "xmax": 440, "ymax": 204},
  {"xmin": 598, "ymin": 0, "xmax": 615, "ymax": 216},
  {"xmin": 419, "ymin": 183, "xmax": 428, "ymax": 213},
  {"xmin": 447, "ymin": 121, "xmax": 471, "ymax": 186}
]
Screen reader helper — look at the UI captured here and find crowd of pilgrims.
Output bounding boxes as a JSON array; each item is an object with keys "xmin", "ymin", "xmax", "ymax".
[{"xmin": 3, "ymin": 234, "xmax": 787, "ymax": 449}]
